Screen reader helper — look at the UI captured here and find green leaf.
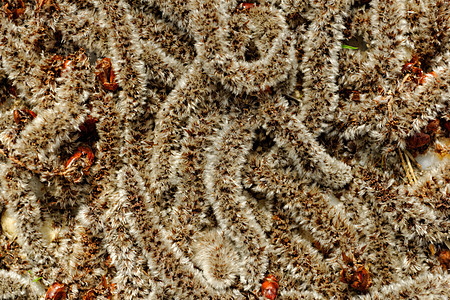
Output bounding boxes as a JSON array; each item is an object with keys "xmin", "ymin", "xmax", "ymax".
[
  {"xmin": 341, "ymin": 44, "xmax": 358, "ymax": 50},
  {"xmin": 32, "ymin": 277, "xmax": 43, "ymax": 282}
]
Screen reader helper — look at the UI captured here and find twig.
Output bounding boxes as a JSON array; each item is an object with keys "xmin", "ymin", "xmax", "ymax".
[
  {"xmin": 404, "ymin": 150, "xmax": 417, "ymax": 184},
  {"xmin": 386, "ymin": 94, "xmax": 394, "ymax": 120},
  {"xmin": 0, "ymin": 148, "xmax": 28, "ymax": 169},
  {"xmin": 404, "ymin": 150, "xmax": 422, "ymax": 171},
  {"xmin": 398, "ymin": 149, "xmax": 413, "ymax": 184},
  {"xmin": 429, "ymin": 244, "xmax": 436, "ymax": 256},
  {"xmin": 398, "ymin": 73, "xmax": 410, "ymax": 91},
  {"xmin": 283, "ymin": 94, "xmax": 301, "ymax": 104}
]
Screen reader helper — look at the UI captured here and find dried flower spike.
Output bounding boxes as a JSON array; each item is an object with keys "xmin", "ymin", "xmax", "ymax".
[
  {"xmin": 261, "ymin": 274, "xmax": 279, "ymax": 300},
  {"xmin": 95, "ymin": 58, "xmax": 118, "ymax": 91},
  {"xmin": 45, "ymin": 282, "xmax": 66, "ymax": 300},
  {"xmin": 64, "ymin": 145, "xmax": 94, "ymax": 183}
]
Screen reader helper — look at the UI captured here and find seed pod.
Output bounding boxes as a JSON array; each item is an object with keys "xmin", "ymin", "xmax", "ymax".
[
  {"xmin": 45, "ymin": 283, "xmax": 66, "ymax": 300},
  {"xmin": 13, "ymin": 109, "xmax": 37, "ymax": 126},
  {"xmin": 261, "ymin": 274, "xmax": 279, "ymax": 300},
  {"xmin": 236, "ymin": 2, "xmax": 256, "ymax": 12},
  {"xmin": 438, "ymin": 249, "xmax": 450, "ymax": 270},
  {"xmin": 95, "ymin": 58, "xmax": 118, "ymax": 91},
  {"xmin": 425, "ymin": 119, "xmax": 439, "ymax": 134},
  {"xmin": 64, "ymin": 145, "xmax": 95, "ymax": 183},
  {"xmin": 406, "ymin": 132, "xmax": 430, "ymax": 150},
  {"xmin": 340, "ymin": 248, "xmax": 372, "ymax": 293}
]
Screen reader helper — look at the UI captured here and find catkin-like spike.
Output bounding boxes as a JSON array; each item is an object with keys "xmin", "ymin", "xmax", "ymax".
[
  {"xmin": 119, "ymin": 164, "xmax": 231, "ymax": 298},
  {"xmin": 162, "ymin": 102, "xmax": 223, "ymax": 253},
  {"xmin": 404, "ymin": 0, "xmax": 450, "ymax": 54},
  {"xmin": 260, "ymin": 96, "xmax": 353, "ymax": 189},
  {"xmin": 2, "ymin": 169, "xmax": 55, "ymax": 278},
  {"xmin": 149, "ymin": 63, "xmax": 214, "ymax": 196},
  {"xmin": 130, "ymin": 2, "xmax": 196, "ymax": 65},
  {"xmin": 139, "ymin": 39, "xmax": 188, "ymax": 88},
  {"xmin": 92, "ymin": 0, "xmax": 154, "ymax": 119},
  {"xmin": 0, "ymin": 15, "xmax": 43, "ymax": 101},
  {"xmin": 360, "ymin": 166, "xmax": 447, "ymax": 243},
  {"xmin": 189, "ymin": 0, "xmax": 297, "ymax": 94},
  {"xmin": 340, "ymin": 166, "xmax": 447, "ymax": 284},
  {"xmin": 12, "ymin": 51, "xmax": 93, "ymax": 174},
  {"xmin": 244, "ymin": 147, "xmax": 358, "ymax": 255},
  {"xmin": 406, "ymin": 159, "xmax": 450, "ymax": 218},
  {"xmin": 56, "ymin": 0, "xmax": 111, "ymax": 58},
  {"xmin": 205, "ymin": 111, "xmax": 269, "ymax": 289},
  {"xmin": 98, "ymin": 177, "xmax": 154, "ymax": 299},
  {"xmin": 333, "ymin": 0, "xmax": 449, "ymax": 151},
  {"xmin": 280, "ymin": 289, "xmax": 326, "ymax": 300},
  {"xmin": 192, "ymin": 229, "xmax": 242, "ymax": 290},
  {"xmin": 298, "ymin": 0, "xmax": 350, "ymax": 136},
  {"xmin": 267, "ymin": 205, "xmax": 340, "ymax": 298},
  {"xmin": 362, "ymin": 272, "xmax": 450, "ymax": 300},
  {"xmin": 0, "ymin": 270, "xmax": 42, "ymax": 300},
  {"xmin": 54, "ymin": 217, "xmax": 107, "ymax": 296},
  {"xmin": 144, "ymin": 0, "xmax": 192, "ymax": 33}
]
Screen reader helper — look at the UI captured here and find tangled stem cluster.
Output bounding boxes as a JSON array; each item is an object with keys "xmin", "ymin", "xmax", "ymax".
[{"xmin": 0, "ymin": 0, "xmax": 449, "ymax": 299}]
